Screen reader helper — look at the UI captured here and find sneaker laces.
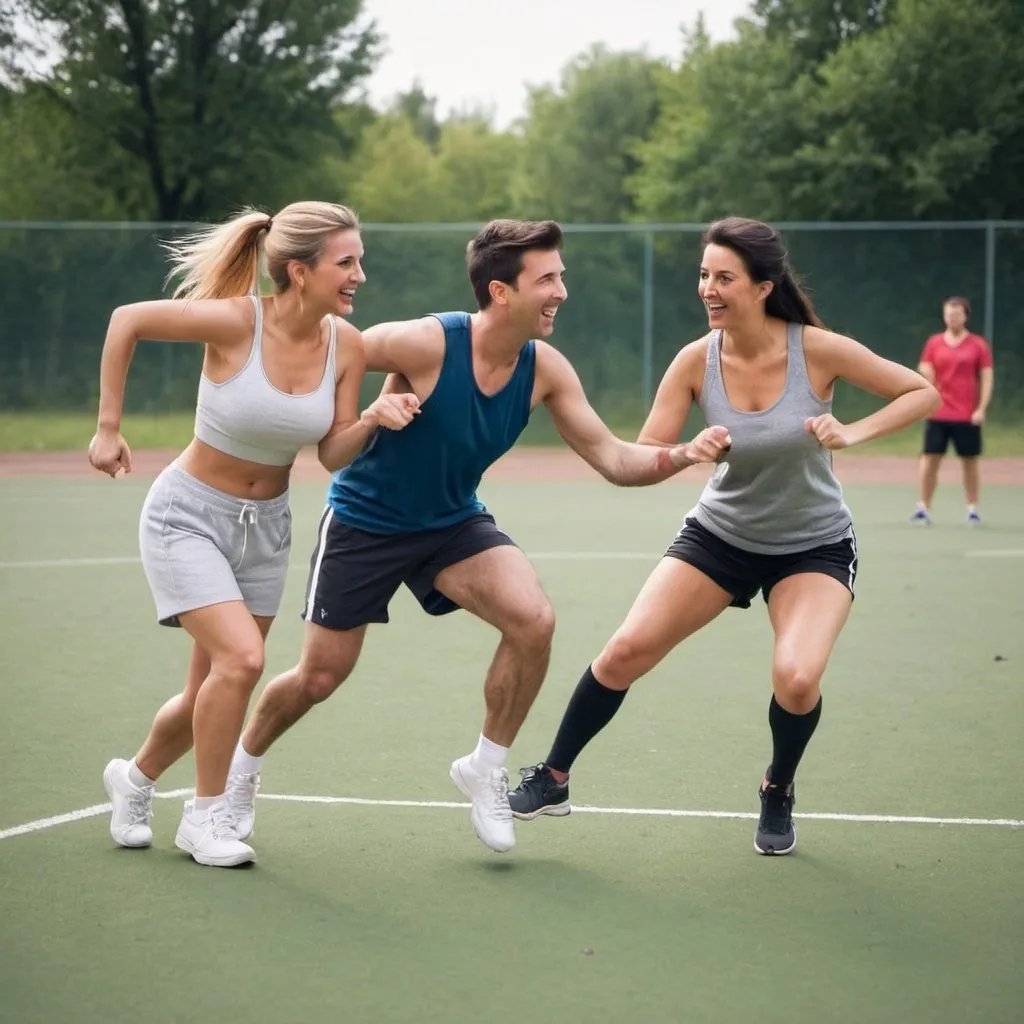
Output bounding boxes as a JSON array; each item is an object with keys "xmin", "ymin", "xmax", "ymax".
[
  {"xmin": 208, "ymin": 804, "xmax": 243, "ymax": 842},
  {"xmin": 226, "ymin": 771, "xmax": 259, "ymax": 813},
  {"xmin": 519, "ymin": 763, "xmax": 562, "ymax": 794},
  {"xmin": 126, "ymin": 788, "xmax": 154, "ymax": 826},
  {"xmin": 486, "ymin": 767, "xmax": 512, "ymax": 822},
  {"xmin": 760, "ymin": 786, "xmax": 793, "ymax": 834}
]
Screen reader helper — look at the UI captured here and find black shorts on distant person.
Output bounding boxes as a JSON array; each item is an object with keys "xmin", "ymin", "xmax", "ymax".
[
  {"xmin": 665, "ymin": 517, "xmax": 858, "ymax": 609},
  {"xmin": 301, "ymin": 508, "xmax": 518, "ymax": 630},
  {"xmin": 923, "ymin": 419, "xmax": 982, "ymax": 458}
]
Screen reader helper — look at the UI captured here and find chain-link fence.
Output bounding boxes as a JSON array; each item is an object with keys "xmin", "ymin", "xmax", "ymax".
[{"xmin": 2, "ymin": 221, "xmax": 1021, "ymax": 428}]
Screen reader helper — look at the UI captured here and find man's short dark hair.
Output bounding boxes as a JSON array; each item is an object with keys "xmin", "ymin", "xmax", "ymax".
[{"xmin": 466, "ymin": 219, "xmax": 564, "ymax": 309}]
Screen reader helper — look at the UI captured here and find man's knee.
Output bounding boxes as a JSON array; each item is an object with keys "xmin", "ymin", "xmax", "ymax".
[
  {"xmin": 502, "ymin": 598, "xmax": 555, "ymax": 652},
  {"xmin": 297, "ymin": 665, "xmax": 350, "ymax": 705},
  {"xmin": 296, "ymin": 629, "xmax": 363, "ymax": 704}
]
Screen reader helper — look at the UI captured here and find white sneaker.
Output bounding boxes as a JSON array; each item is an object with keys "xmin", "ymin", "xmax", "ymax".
[
  {"xmin": 174, "ymin": 801, "xmax": 255, "ymax": 867},
  {"xmin": 449, "ymin": 755, "xmax": 515, "ymax": 853},
  {"xmin": 225, "ymin": 770, "xmax": 259, "ymax": 840},
  {"xmin": 102, "ymin": 758, "xmax": 154, "ymax": 848}
]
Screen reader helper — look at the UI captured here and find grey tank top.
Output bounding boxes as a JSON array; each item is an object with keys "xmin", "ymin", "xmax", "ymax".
[
  {"xmin": 690, "ymin": 322, "xmax": 853, "ymax": 554},
  {"xmin": 194, "ymin": 294, "xmax": 337, "ymax": 467}
]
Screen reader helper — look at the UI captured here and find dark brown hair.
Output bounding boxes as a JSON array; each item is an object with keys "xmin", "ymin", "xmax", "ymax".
[
  {"xmin": 703, "ymin": 217, "xmax": 824, "ymax": 328},
  {"xmin": 467, "ymin": 219, "xmax": 564, "ymax": 309},
  {"xmin": 944, "ymin": 296, "xmax": 971, "ymax": 318}
]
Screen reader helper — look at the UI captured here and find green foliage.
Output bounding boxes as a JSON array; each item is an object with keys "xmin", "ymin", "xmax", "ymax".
[
  {"xmin": 392, "ymin": 81, "xmax": 442, "ymax": 146},
  {"xmin": 0, "ymin": 86, "xmax": 132, "ymax": 219},
  {"xmin": 787, "ymin": 0, "xmax": 1024, "ymax": 220},
  {"xmin": 432, "ymin": 117, "xmax": 520, "ymax": 221},
  {"xmin": 512, "ymin": 45, "xmax": 663, "ymax": 222},
  {"xmin": 633, "ymin": 0, "xmax": 1024, "ymax": 223},
  {"xmin": 630, "ymin": 25, "xmax": 809, "ymax": 222},
  {"xmin": 752, "ymin": 0, "xmax": 891, "ymax": 64},
  {"xmin": 3, "ymin": 0, "xmax": 1020, "ymax": 225},
  {"xmin": 1, "ymin": 0, "xmax": 379, "ymax": 220},
  {"xmin": 345, "ymin": 114, "xmax": 442, "ymax": 222}
]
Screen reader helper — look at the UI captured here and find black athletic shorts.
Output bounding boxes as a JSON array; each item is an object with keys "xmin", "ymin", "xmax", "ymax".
[
  {"xmin": 923, "ymin": 419, "xmax": 982, "ymax": 458},
  {"xmin": 665, "ymin": 517, "xmax": 858, "ymax": 609},
  {"xmin": 301, "ymin": 508, "xmax": 518, "ymax": 630}
]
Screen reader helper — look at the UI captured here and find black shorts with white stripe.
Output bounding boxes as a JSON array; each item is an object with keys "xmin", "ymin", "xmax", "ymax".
[
  {"xmin": 665, "ymin": 517, "xmax": 858, "ymax": 609},
  {"xmin": 301, "ymin": 508, "xmax": 518, "ymax": 631}
]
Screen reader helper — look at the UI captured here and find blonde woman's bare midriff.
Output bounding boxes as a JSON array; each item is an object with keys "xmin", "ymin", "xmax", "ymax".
[{"xmin": 176, "ymin": 438, "xmax": 294, "ymax": 501}]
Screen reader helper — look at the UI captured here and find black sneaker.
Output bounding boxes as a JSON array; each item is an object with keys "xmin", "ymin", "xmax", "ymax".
[
  {"xmin": 507, "ymin": 764, "xmax": 571, "ymax": 820},
  {"xmin": 754, "ymin": 783, "xmax": 796, "ymax": 855}
]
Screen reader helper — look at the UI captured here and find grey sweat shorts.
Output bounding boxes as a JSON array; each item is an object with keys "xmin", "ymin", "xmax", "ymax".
[{"xmin": 138, "ymin": 461, "xmax": 292, "ymax": 627}]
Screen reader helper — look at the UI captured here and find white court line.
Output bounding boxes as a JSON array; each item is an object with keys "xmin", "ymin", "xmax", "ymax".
[
  {"xmin": 0, "ymin": 788, "xmax": 192, "ymax": 840},
  {"xmin": 2, "ymin": 790, "xmax": 1020, "ymax": 842},
  {"xmin": 0, "ymin": 552, "xmax": 660, "ymax": 570},
  {"xmin": 8, "ymin": 548, "xmax": 1024, "ymax": 569},
  {"xmin": 257, "ymin": 793, "xmax": 1024, "ymax": 827}
]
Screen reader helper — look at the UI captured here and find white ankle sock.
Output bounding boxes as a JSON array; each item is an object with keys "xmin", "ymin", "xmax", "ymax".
[
  {"xmin": 191, "ymin": 795, "xmax": 222, "ymax": 816},
  {"xmin": 231, "ymin": 741, "xmax": 263, "ymax": 776},
  {"xmin": 470, "ymin": 734, "xmax": 508, "ymax": 773},
  {"xmin": 968, "ymin": 504, "xmax": 978, "ymax": 514},
  {"xmin": 128, "ymin": 758, "xmax": 154, "ymax": 789}
]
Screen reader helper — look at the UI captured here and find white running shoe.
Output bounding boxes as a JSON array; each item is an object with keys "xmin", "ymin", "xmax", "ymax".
[
  {"xmin": 102, "ymin": 758, "xmax": 154, "ymax": 848},
  {"xmin": 449, "ymin": 755, "xmax": 515, "ymax": 853},
  {"xmin": 174, "ymin": 801, "xmax": 255, "ymax": 867},
  {"xmin": 224, "ymin": 770, "xmax": 260, "ymax": 840}
]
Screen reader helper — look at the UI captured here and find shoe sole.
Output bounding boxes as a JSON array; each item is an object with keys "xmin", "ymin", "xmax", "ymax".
[
  {"xmin": 102, "ymin": 759, "xmax": 152, "ymax": 849},
  {"xmin": 449, "ymin": 762, "xmax": 515, "ymax": 854},
  {"xmin": 174, "ymin": 833, "xmax": 256, "ymax": 867},
  {"xmin": 511, "ymin": 802, "xmax": 571, "ymax": 821}
]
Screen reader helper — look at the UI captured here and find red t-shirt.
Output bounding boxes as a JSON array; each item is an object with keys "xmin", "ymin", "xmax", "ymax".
[{"xmin": 919, "ymin": 333, "xmax": 993, "ymax": 422}]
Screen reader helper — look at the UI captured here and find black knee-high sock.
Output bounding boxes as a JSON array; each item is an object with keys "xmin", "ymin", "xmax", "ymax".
[
  {"xmin": 545, "ymin": 665, "xmax": 627, "ymax": 774},
  {"xmin": 767, "ymin": 695, "xmax": 822, "ymax": 788}
]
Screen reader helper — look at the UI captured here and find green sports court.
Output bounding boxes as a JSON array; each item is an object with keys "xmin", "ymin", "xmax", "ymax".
[{"xmin": 1, "ymin": 453, "xmax": 1021, "ymax": 1023}]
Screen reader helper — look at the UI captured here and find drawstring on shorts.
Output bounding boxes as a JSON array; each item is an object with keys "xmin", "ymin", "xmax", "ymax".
[{"xmin": 234, "ymin": 503, "xmax": 259, "ymax": 569}]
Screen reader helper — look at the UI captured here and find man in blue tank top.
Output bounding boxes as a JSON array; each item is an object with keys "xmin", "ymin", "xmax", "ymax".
[{"xmin": 227, "ymin": 219, "xmax": 707, "ymax": 856}]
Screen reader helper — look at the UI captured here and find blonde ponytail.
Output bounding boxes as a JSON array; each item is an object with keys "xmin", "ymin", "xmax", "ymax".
[
  {"xmin": 163, "ymin": 208, "xmax": 271, "ymax": 301},
  {"xmin": 163, "ymin": 201, "xmax": 360, "ymax": 302}
]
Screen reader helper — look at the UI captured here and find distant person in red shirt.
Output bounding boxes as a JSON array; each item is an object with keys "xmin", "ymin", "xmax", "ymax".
[{"xmin": 912, "ymin": 297, "xmax": 994, "ymax": 525}]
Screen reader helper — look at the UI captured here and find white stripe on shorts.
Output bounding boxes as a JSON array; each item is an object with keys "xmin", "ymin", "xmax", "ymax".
[
  {"xmin": 304, "ymin": 506, "xmax": 334, "ymax": 622},
  {"xmin": 847, "ymin": 529, "xmax": 858, "ymax": 595}
]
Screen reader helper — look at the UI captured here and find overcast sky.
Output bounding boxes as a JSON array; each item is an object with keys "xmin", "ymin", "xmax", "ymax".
[{"xmin": 361, "ymin": 0, "xmax": 753, "ymax": 126}]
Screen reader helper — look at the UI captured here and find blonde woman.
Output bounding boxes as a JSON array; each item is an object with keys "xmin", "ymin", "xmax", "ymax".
[{"xmin": 88, "ymin": 202, "xmax": 418, "ymax": 867}]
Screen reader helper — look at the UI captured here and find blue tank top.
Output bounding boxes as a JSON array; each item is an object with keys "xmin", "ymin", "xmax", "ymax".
[{"xmin": 328, "ymin": 312, "xmax": 536, "ymax": 533}]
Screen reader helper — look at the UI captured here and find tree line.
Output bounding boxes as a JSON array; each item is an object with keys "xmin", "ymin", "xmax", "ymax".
[{"xmin": 1, "ymin": 0, "xmax": 1021, "ymax": 225}]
